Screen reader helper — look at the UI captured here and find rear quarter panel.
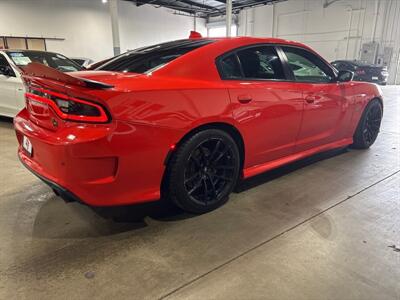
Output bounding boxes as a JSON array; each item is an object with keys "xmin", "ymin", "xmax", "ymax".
[{"xmin": 348, "ymin": 82, "xmax": 383, "ymax": 135}]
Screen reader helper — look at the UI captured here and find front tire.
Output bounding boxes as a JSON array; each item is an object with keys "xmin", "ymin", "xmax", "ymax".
[
  {"xmin": 167, "ymin": 129, "xmax": 240, "ymax": 214},
  {"xmin": 351, "ymin": 99, "xmax": 383, "ymax": 149}
]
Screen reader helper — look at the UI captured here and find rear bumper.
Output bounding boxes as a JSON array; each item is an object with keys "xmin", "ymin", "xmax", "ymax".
[
  {"xmin": 19, "ymin": 154, "xmax": 84, "ymax": 204},
  {"xmin": 14, "ymin": 109, "xmax": 181, "ymax": 206}
]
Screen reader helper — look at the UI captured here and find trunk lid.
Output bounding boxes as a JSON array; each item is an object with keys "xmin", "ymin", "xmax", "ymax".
[{"xmin": 21, "ymin": 63, "xmax": 119, "ymax": 130}]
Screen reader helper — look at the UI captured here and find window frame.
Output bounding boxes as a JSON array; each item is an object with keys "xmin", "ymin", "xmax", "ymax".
[
  {"xmin": 277, "ymin": 45, "xmax": 338, "ymax": 84},
  {"xmin": 0, "ymin": 53, "xmax": 16, "ymax": 77},
  {"xmin": 98, "ymin": 39, "xmax": 215, "ymax": 73},
  {"xmin": 215, "ymin": 43, "xmax": 292, "ymax": 82}
]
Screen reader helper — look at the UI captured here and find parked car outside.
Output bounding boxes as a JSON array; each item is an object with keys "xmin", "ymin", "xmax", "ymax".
[
  {"xmin": 15, "ymin": 37, "xmax": 383, "ymax": 214},
  {"xmin": 71, "ymin": 57, "xmax": 94, "ymax": 68},
  {"xmin": 331, "ymin": 60, "xmax": 388, "ymax": 85},
  {"xmin": 0, "ymin": 50, "xmax": 83, "ymax": 117}
]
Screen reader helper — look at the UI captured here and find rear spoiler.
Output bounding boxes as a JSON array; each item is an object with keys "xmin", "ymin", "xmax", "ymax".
[{"xmin": 21, "ymin": 62, "xmax": 114, "ymax": 89}]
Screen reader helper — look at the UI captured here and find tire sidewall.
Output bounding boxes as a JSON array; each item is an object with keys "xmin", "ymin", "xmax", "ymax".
[
  {"xmin": 168, "ymin": 129, "xmax": 240, "ymax": 214},
  {"xmin": 353, "ymin": 99, "xmax": 383, "ymax": 149}
]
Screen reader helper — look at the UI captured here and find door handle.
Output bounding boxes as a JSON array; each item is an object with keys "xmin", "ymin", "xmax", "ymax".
[
  {"xmin": 305, "ymin": 95, "xmax": 315, "ymax": 104},
  {"xmin": 237, "ymin": 94, "xmax": 253, "ymax": 104}
]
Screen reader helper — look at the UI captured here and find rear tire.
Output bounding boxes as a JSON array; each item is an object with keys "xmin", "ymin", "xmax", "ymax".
[
  {"xmin": 351, "ymin": 99, "xmax": 383, "ymax": 149},
  {"xmin": 167, "ymin": 129, "xmax": 240, "ymax": 214}
]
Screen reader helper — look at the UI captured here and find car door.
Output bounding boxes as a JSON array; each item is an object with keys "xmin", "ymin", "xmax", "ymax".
[
  {"xmin": 218, "ymin": 45, "xmax": 304, "ymax": 168},
  {"xmin": 0, "ymin": 53, "xmax": 24, "ymax": 117},
  {"xmin": 279, "ymin": 46, "xmax": 353, "ymax": 152}
]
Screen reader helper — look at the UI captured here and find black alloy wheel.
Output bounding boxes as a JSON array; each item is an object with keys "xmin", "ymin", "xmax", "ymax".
[
  {"xmin": 352, "ymin": 99, "xmax": 383, "ymax": 149},
  {"xmin": 167, "ymin": 129, "xmax": 240, "ymax": 214}
]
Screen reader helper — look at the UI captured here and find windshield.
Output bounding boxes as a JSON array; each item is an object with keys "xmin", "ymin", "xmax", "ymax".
[
  {"xmin": 97, "ymin": 39, "xmax": 215, "ymax": 74},
  {"xmin": 7, "ymin": 51, "xmax": 83, "ymax": 72}
]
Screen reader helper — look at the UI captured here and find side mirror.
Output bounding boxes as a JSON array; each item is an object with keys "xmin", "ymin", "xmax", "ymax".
[
  {"xmin": 337, "ymin": 70, "xmax": 354, "ymax": 82},
  {"xmin": 0, "ymin": 65, "xmax": 15, "ymax": 77}
]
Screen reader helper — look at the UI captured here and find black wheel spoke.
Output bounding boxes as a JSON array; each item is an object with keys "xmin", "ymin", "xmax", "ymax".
[
  {"xmin": 203, "ymin": 177, "xmax": 209, "ymax": 202},
  {"xmin": 214, "ymin": 164, "xmax": 234, "ymax": 170},
  {"xmin": 188, "ymin": 180, "xmax": 202, "ymax": 195},
  {"xmin": 199, "ymin": 146, "xmax": 208, "ymax": 160},
  {"xmin": 363, "ymin": 105, "xmax": 382, "ymax": 145},
  {"xmin": 183, "ymin": 137, "xmax": 237, "ymax": 206},
  {"xmin": 185, "ymin": 172, "xmax": 200, "ymax": 184},
  {"xmin": 213, "ymin": 174, "xmax": 233, "ymax": 182},
  {"xmin": 206, "ymin": 173, "xmax": 217, "ymax": 198},
  {"xmin": 213, "ymin": 147, "xmax": 230, "ymax": 164},
  {"xmin": 190, "ymin": 155, "xmax": 202, "ymax": 168},
  {"xmin": 209, "ymin": 140, "xmax": 222, "ymax": 161}
]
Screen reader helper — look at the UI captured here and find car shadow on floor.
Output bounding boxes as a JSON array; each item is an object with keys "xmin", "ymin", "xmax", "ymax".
[
  {"xmin": 90, "ymin": 147, "xmax": 349, "ymax": 223},
  {"xmin": 236, "ymin": 147, "xmax": 348, "ymax": 192},
  {"xmin": 30, "ymin": 147, "xmax": 349, "ymax": 238}
]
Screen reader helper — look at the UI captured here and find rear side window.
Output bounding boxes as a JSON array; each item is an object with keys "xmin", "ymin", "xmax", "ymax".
[
  {"xmin": 218, "ymin": 46, "xmax": 286, "ymax": 80},
  {"xmin": 237, "ymin": 46, "xmax": 285, "ymax": 80},
  {"xmin": 282, "ymin": 46, "xmax": 334, "ymax": 83},
  {"xmin": 219, "ymin": 54, "xmax": 242, "ymax": 79},
  {"xmin": 98, "ymin": 39, "xmax": 215, "ymax": 74}
]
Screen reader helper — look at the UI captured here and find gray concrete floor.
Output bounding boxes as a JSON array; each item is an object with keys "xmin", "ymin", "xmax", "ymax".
[{"xmin": 0, "ymin": 86, "xmax": 399, "ymax": 300}]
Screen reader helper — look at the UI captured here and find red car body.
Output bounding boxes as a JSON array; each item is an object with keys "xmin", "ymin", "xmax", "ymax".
[{"xmin": 14, "ymin": 37, "xmax": 383, "ymax": 207}]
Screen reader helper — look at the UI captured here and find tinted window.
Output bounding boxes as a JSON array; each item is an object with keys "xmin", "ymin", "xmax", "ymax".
[
  {"xmin": 237, "ymin": 46, "xmax": 285, "ymax": 80},
  {"xmin": 282, "ymin": 47, "xmax": 334, "ymax": 83},
  {"xmin": 343, "ymin": 63, "xmax": 356, "ymax": 70},
  {"xmin": 6, "ymin": 51, "xmax": 82, "ymax": 72},
  {"xmin": 72, "ymin": 58, "xmax": 85, "ymax": 66},
  {"xmin": 0, "ymin": 54, "xmax": 10, "ymax": 67},
  {"xmin": 333, "ymin": 62, "xmax": 353, "ymax": 71},
  {"xmin": 98, "ymin": 39, "xmax": 215, "ymax": 74},
  {"xmin": 219, "ymin": 54, "xmax": 242, "ymax": 79}
]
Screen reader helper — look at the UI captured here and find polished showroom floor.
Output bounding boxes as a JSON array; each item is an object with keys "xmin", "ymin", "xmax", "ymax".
[{"xmin": 0, "ymin": 86, "xmax": 399, "ymax": 300}]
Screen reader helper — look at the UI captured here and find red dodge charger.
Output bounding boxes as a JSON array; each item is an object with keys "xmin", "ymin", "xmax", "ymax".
[{"xmin": 14, "ymin": 36, "xmax": 383, "ymax": 214}]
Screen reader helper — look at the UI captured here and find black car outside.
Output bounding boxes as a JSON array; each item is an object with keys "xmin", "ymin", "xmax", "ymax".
[{"xmin": 331, "ymin": 60, "xmax": 388, "ymax": 85}]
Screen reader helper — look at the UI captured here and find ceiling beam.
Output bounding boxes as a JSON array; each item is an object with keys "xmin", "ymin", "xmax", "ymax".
[
  {"xmin": 135, "ymin": 0, "xmax": 218, "ymax": 15},
  {"xmin": 176, "ymin": 0, "xmax": 219, "ymax": 11},
  {"xmin": 129, "ymin": 0, "xmax": 288, "ymax": 18},
  {"xmin": 135, "ymin": 0, "xmax": 201, "ymax": 13},
  {"xmin": 135, "ymin": 0, "xmax": 158, "ymax": 7},
  {"xmin": 208, "ymin": 0, "xmax": 286, "ymax": 17}
]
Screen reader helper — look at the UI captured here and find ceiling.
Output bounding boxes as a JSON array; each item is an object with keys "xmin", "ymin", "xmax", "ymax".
[{"xmin": 124, "ymin": 0, "xmax": 287, "ymax": 18}]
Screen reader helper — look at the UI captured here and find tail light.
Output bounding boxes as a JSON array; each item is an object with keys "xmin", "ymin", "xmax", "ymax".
[
  {"xmin": 355, "ymin": 69, "xmax": 365, "ymax": 75},
  {"xmin": 25, "ymin": 87, "xmax": 109, "ymax": 123}
]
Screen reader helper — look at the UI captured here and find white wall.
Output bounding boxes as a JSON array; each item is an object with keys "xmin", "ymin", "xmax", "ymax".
[
  {"xmin": 118, "ymin": 1, "xmax": 206, "ymax": 51},
  {"xmin": 0, "ymin": 0, "xmax": 206, "ymax": 61},
  {"xmin": 238, "ymin": 0, "xmax": 400, "ymax": 84}
]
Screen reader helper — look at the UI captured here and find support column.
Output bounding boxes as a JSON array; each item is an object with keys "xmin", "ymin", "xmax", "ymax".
[
  {"xmin": 109, "ymin": 0, "xmax": 121, "ymax": 55},
  {"xmin": 226, "ymin": 0, "xmax": 233, "ymax": 37}
]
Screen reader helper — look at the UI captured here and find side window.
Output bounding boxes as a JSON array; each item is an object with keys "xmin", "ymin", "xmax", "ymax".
[
  {"xmin": 331, "ymin": 62, "xmax": 341, "ymax": 69},
  {"xmin": 344, "ymin": 63, "xmax": 355, "ymax": 71},
  {"xmin": 219, "ymin": 54, "xmax": 242, "ymax": 79},
  {"xmin": 237, "ymin": 46, "xmax": 285, "ymax": 80},
  {"xmin": 0, "ymin": 54, "xmax": 16, "ymax": 77},
  {"xmin": 282, "ymin": 46, "xmax": 334, "ymax": 83},
  {"xmin": 0, "ymin": 54, "xmax": 10, "ymax": 67}
]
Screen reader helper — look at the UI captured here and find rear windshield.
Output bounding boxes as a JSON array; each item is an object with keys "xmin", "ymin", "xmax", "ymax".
[
  {"xmin": 97, "ymin": 39, "xmax": 215, "ymax": 74},
  {"xmin": 7, "ymin": 51, "xmax": 82, "ymax": 72}
]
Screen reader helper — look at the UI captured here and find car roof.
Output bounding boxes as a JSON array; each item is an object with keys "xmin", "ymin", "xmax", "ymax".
[
  {"xmin": 197, "ymin": 36, "xmax": 311, "ymax": 48},
  {"xmin": 151, "ymin": 36, "xmax": 325, "ymax": 81},
  {"xmin": 332, "ymin": 60, "xmax": 371, "ymax": 67},
  {"xmin": 4, "ymin": 49, "xmax": 57, "ymax": 55}
]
